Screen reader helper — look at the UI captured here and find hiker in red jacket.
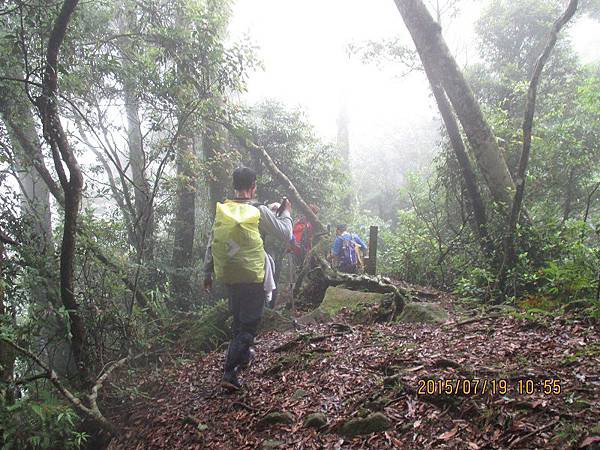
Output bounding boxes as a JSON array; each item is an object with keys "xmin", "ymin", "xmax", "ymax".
[{"xmin": 290, "ymin": 204, "xmax": 319, "ymax": 264}]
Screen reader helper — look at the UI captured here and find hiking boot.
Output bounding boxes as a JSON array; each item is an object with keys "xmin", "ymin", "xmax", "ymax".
[
  {"xmin": 238, "ymin": 347, "xmax": 255, "ymax": 370},
  {"xmin": 221, "ymin": 369, "xmax": 242, "ymax": 391}
]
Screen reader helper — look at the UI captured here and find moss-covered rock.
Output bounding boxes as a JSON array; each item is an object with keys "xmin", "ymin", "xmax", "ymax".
[
  {"xmin": 261, "ymin": 308, "xmax": 295, "ymax": 332},
  {"xmin": 256, "ymin": 411, "xmax": 294, "ymax": 430},
  {"xmin": 296, "ymin": 308, "xmax": 330, "ymax": 325},
  {"xmin": 320, "ymin": 287, "xmax": 393, "ymax": 316},
  {"xmin": 397, "ymin": 302, "xmax": 448, "ymax": 324},
  {"xmin": 294, "ymin": 248, "xmax": 408, "ymax": 312},
  {"xmin": 291, "ymin": 389, "xmax": 309, "ymax": 400},
  {"xmin": 261, "ymin": 439, "xmax": 284, "ymax": 449},
  {"xmin": 174, "ymin": 300, "xmax": 294, "ymax": 353},
  {"xmin": 298, "ymin": 286, "xmax": 396, "ymax": 324},
  {"xmin": 338, "ymin": 412, "xmax": 392, "ymax": 437},
  {"xmin": 303, "ymin": 412, "xmax": 327, "ymax": 429}
]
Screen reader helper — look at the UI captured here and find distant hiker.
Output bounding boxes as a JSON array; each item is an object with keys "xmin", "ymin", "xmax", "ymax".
[
  {"xmin": 331, "ymin": 224, "xmax": 367, "ymax": 274},
  {"xmin": 290, "ymin": 204, "xmax": 319, "ymax": 263},
  {"xmin": 203, "ymin": 167, "xmax": 292, "ymax": 390}
]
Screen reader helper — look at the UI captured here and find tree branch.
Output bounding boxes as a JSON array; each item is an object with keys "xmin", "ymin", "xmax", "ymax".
[
  {"xmin": 1, "ymin": 337, "xmax": 120, "ymax": 436},
  {"xmin": 220, "ymin": 121, "xmax": 326, "ymax": 234},
  {"xmin": 499, "ymin": 0, "xmax": 578, "ymax": 293}
]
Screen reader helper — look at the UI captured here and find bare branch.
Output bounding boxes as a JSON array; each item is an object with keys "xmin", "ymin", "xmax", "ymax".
[{"xmin": 1, "ymin": 337, "xmax": 120, "ymax": 435}]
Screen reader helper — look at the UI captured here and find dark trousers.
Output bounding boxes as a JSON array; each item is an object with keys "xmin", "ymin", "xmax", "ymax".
[
  {"xmin": 339, "ymin": 263, "xmax": 357, "ymax": 274},
  {"xmin": 224, "ymin": 283, "xmax": 265, "ymax": 372}
]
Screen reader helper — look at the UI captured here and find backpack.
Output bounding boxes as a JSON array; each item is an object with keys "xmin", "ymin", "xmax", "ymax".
[
  {"xmin": 292, "ymin": 221, "xmax": 306, "ymax": 247},
  {"xmin": 292, "ymin": 218, "xmax": 312, "ymax": 257},
  {"xmin": 212, "ymin": 201, "xmax": 265, "ymax": 284},
  {"xmin": 340, "ymin": 233, "xmax": 359, "ymax": 269}
]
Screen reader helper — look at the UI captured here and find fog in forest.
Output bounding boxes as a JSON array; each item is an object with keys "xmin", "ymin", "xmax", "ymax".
[
  {"xmin": 231, "ymin": 0, "xmax": 600, "ymax": 216},
  {"xmin": 1, "ymin": 0, "xmax": 600, "ymax": 448}
]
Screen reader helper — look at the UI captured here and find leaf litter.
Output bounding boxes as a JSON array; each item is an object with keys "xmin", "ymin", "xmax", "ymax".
[{"xmin": 108, "ymin": 290, "xmax": 599, "ymax": 449}]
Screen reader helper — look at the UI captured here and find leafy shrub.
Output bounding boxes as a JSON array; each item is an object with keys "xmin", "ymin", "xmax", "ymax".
[{"xmin": 0, "ymin": 392, "xmax": 87, "ymax": 450}]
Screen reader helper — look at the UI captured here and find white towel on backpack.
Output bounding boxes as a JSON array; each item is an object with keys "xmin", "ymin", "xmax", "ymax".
[{"xmin": 263, "ymin": 253, "xmax": 276, "ymax": 293}]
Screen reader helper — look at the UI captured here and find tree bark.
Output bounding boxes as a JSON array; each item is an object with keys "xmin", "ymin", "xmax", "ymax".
[
  {"xmin": 202, "ymin": 115, "xmax": 229, "ymax": 215},
  {"xmin": 427, "ymin": 76, "xmax": 492, "ymax": 253},
  {"xmin": 0, "ymin": 58, "xmax": 76, "ymax": 377},
  {"xmin": 225, "ymin": 123, "xmax": 326, "ymax": 235},
  {"xmin": 35, "ymin": 0, "xmax": 90, "ymax": 385},
  {"xmin": 0, "ymin": 238, "xmax": 16, "ymax": 403},
  {"xmin": 170, "ymin": 125, "xmax": 197, "ymax": 310},
  {"xmin": 124, "ymin": 87, "xmax": 155, "ymax": 262},
  {"xmin": 499, "ymin": 0, "xmax": 578, "ymax": 294},
  {"xmin": 394, "ymin": 0, "xmax": 515, "ymax": 209}
]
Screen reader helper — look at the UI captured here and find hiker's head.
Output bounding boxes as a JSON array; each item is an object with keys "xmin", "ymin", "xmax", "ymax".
[
  {"xmin": 233, "ymin": 166, "xmax": 257, "ymax": 198},
  {"xmin": 336, "ymin": 224, "xmax": 347, "ymax": 236}
]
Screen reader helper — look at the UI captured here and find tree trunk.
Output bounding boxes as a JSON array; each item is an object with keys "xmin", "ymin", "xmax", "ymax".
[
  {"xmin": 170, "ymin": 126, "xmax": 197, "ymax": 310},
  {"xmin": 426, "ymin": 75, "xmax": 492, "ymax": 253},
  {"xmin": 36, "ymin": 0, "xmax": 90, "ymax": 385},
  {"xmin": 0, "ymin": 237, "xmax": 16, "ymax": 403},
  {"xmin": 1, "ymin": 79, "xmax": 75, "ymax": 376},
  {"xmin": 1, "ymin": 100, "xmax": 54, "ymax": 260},
  {"xmin": 124, "ymin": 87, "xmax": 155, "ymax": 264},
  {"xmin": 202, "ymin": 116, "xmax": 229, "ymax": 215},
  {"xmin": 499, "ymin": 0, "xmax": 578, "ymax": 295},
  {"xmin": 394, "ymin": 0, "xmax": 515, "ymax": 210}
]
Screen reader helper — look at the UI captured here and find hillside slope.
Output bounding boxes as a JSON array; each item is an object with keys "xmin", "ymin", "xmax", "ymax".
[{"xmin": 108, "ymin": 297, "xmax": 599, "ymax": 449}]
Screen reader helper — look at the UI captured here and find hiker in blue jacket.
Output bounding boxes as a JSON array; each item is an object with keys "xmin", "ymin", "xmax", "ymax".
[{"xmin": 331, "ymin": 224, "xmax": 367, "ymax": 273}]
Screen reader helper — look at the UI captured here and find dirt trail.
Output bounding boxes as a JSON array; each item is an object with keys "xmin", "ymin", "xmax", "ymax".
[{"xmin": 108, "ymin": 294, "xmax": 599, "ymax": 449}]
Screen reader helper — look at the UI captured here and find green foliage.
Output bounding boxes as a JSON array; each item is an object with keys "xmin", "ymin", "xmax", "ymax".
[
  {"xmin": 0, "ymin": 393, "xmax": 87, "ymax": 450},
  {"xmin": 243, "ymin": 100, "xmax": 346, "ymax": 212},
  {"xmin": 453, "ymin": 219, "xmax": 600, "ymax": 303}
]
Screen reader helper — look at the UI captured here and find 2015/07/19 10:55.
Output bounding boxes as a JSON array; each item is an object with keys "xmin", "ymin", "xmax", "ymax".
[{"xmin": 417, "ymin": 378, "xmax": 562, "ymax": 396}]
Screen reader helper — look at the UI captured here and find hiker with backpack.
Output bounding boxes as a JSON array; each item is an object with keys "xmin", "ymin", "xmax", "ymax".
[
  {"xmin": 290, "ymin": 204, "xmax": 319, "ymax": 264},
  {"xmin": 203, "ymin": 167, "xmax": 293, "ymax": 391},
  {"xmin": 331, "ymin": 224, "xmax": 368, "ymax": 274}
]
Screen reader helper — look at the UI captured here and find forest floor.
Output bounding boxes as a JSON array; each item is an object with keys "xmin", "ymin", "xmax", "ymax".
[{"xmin": 107, "ymin": 288, "xmax": 600, "ymax": 450}]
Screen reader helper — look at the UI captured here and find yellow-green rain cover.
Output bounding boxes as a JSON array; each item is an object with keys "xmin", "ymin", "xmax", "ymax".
[{"xmin": 212, "ymin": 201, "xmax": 265, "ymax": 284}]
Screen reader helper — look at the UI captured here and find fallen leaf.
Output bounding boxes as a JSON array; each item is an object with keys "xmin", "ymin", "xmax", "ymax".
[
  {"xmin": 437, "ymin": 427, "xmax": 459, "ymax": 441},
  {"xmin": 580, "ymin": 436, "xmax": 600, "ymax": 448}
]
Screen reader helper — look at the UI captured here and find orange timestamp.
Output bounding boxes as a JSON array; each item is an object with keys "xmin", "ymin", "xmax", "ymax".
[{"xmin": 417, "ymin": 378, "xmax": 562, "ymax": 396}]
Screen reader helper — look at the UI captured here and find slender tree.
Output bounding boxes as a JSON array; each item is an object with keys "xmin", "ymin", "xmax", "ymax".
[
  {"xmin": 393, "ymin": 0, "xmax": 516, "ymax": 210},
  {"xmin": 34, "ymin": 0, "xmax": 90, "ymax": 384},
  {"xmin": 499, "ymin": 0, "xmax": 579, "ymax": 294}
]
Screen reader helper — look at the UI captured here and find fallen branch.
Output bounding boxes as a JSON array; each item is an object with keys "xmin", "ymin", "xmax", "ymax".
[
  {"xmin": 220, "ymin": 121, "xmax": 326, "ymax": 235},
  {"xmin": 508, "ymin": 418, "xmax": 559, "ymax": 449},
  {"xmin": 2, "ymin": 338, "xmax": 124, "ymax": 436},
  {"xmin": 443, "ymin": 314, "xmax": 501, "ymax": 328}
]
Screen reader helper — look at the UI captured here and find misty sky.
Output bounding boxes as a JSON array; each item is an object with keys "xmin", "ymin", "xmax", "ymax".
[{"xmin": 229, "ymin": 0, "xmax": 600, "ymax": 153}]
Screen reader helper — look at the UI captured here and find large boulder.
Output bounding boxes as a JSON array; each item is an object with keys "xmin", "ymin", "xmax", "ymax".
[
  {"xmin": 397, "ymin": 302, "xmax": 448, "ymax": 324},
  {"xmin": 293, "ymin": 245, "xmax": 408, "ymax": 312},
  {"xmin": 298, "ymin": 286, "xmax": 396, "ymax": 324}
]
